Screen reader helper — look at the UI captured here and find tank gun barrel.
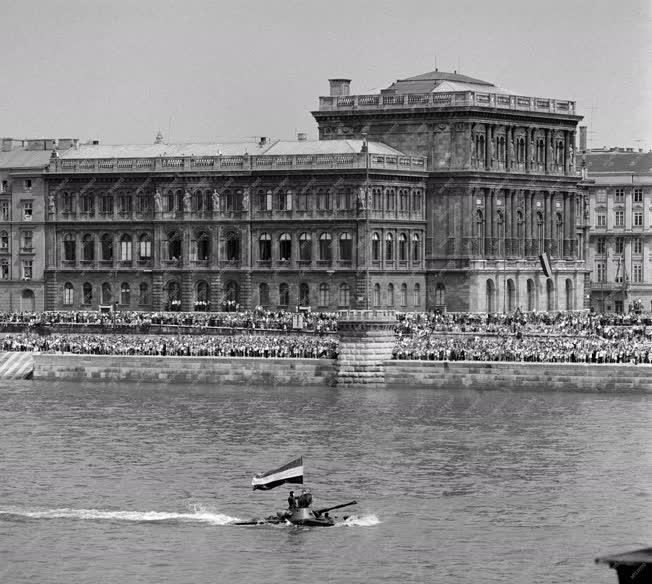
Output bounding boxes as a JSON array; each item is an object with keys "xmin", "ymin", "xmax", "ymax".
[{"xmin": 315, "ymin": 500, "xmax": 357, "ymax": 515}]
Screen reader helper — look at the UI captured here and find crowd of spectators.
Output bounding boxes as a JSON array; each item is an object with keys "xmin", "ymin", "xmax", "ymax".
[
  {"xmin": 0, "ymin": 308, "xmax": 650, "ymax": 364},
  {"xmin": 0, "ymin": 332, "xmax": 338, "ymax": 359}
]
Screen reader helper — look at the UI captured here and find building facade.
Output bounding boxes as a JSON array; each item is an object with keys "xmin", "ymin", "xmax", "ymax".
[
  {"xmin": 580, "ymin": 147, "xmax": 652, "ymax": 313},
  {"xmin": 314, "ymin": 71, "xmax": 585, "ymax": 312},
  {"xmin": 43, "ymin": 140, "xmax": 427, "ymax": 312},
  {"xmin": 0, "ymin": 138, "xmax": 67, "ymax": 311}
]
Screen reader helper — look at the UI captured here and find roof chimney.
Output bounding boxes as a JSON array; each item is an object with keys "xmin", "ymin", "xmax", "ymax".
[
  {"xmin": 329, "ymin": 79, "xmax": 351, "ymax": 97},
  {"xmin": 579, "ymin": 126, "xmax": 587, "ymax": 153},
  {"xmin": 297, "ymin": 132, "xmax": 307, "ymax": 142},
  {"xmin": 259, "ymin": 137, "xmax": 267, "ymax": 147}
]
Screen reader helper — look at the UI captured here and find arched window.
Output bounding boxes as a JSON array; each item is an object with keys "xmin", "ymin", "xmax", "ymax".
[
  {"xmin": 259, "ymin": 233, "xmax": 271, "ymax": 261},
  {"xmin": 339, "ymin": 233, "xmax": 352, "ymax": 262},
  {"xmin": 507, "ymin": 279, "xmax": 515, "ymax": 312},
  {"xmin": 299, "ymin": 233, "xmax": 312, "ymax": 261},
  {"xmin": 398, "ymin": 233, "xmax": 407, "ymax": 261},
  {"xmin": 399, "ymin": 189, "xmax": 409, "ymax": 212},
  {"xmin": 317, "ymin": 188, "xmax": 330, "ymax": 211},
  {"xmin": 167, "ymin": 281, "xmax": 181, "ymax": 311},
  {"xmin": 101, "ymin": 282, "xmax": 112, "ymax": 304},
  {"xmin": 486, "ymin": 279, "xmax": 495, "ymax": 313},
  {"xmin": 299, "ymin": 283, "xmax": 310, "ymax": 306},
  {"xmin": 518, "ymin": 137, "xmax": 525, "ymax": 162},
  {"xmin": 556, "ymin": 212, "xmax": 563, "ymax": 256},
  {"xmin": 63, "ymin": 233, "xmax": 75, "ymax": 261},
  {"xmin": 195, "ymin": 231, "xmax": 210, "ymax": 261},
  {"xmin": 82, "ymin": 234, "xmax": 94, "ymax": 261},
  {"xmin": 337, "ymin": 188, "xmax": 351, "ymax": 210},
  {"xmin": 225, "ymin": 231, "xmax": 240, "ymax": 261},
  {"xmin": 101, "ymin": 234, "xmax": 113, "ymax": 261},
  {"xmin": 120, "ymin": 282, "xmax": 130, "ymax": 305},
  {"xmin": 0, "ymin": 231, "xmax": 8, "ymax": 250},
  {"xmin": 319, "ymin": 233, "xmax": 332, "ymax": 261},
  {"xmin": 498, "ymin": 136, "xmax": 506, "ymax": 161},
  {"xmin": 319, "ymin": 283, "xmax": 330, "ymax": 307},
  {"xmin": 527, "ymin": 279, "xmax": 535, "ymax": 311},
  {"xmin": 139, "ymin": 233, "xmax": 152, "ymax": 260},
  {"xmin": 257, "ymin": 189, "xmax": 267, "ymax": 211},
  {"xmin": 196, "ymin": 281, "xmax": 209, "ymax": 311},
  {"xmin": 193, "ymin": 190, "xmax": 204, "ymax": 212},
  {"xmin": 167, "ymin": 231, "xmax": 181, "ymax": 260},
  {"xmin": 477, "ymin": 135, "xmax": 486, "ymax": 161},
  {"xmin": 297, "ymin": 189, "xmax": 310, "ymax": 211},
  {"xmin": 372, "ymin": 188, "xmax": 382, "ymax": 210},
  {"xmin": 279, "ymin": 233, "xmax": 292, "ymax": 261},
  {"xmin": 63, "ymin": 282, "xmax": 74, "ymax": 305},
  {"xmin": 204, "ymin": 189, "xmax": 213, "ymax": 212},
  {"xmin": 139, "ymin": 282, "xmax": 149, "ymax": 306},
  {"xmin": 83, "ymin": 282, "xmax": 93, "ymax": 305},
  {"xmin": 279, "ymin": 283, "xmax": 289, "ymax": 307},
  {"xmin": 175, "ymin": 189, "xmax": 184, "ymax": 212},
  {"xmin": 400, "ymin": 283, "xmax": 408, "ymax": 306},
  {"xmin": 385, "ymin": 189, "xmax": 395, "ymax": 212},
  {"xmin": 387, "ymin": 283, "xmax": 395, "ymax": 306},
  {"xmin": 413, "ymin": 283, "xmax": 421, "ymax": 307},
  {"xmin": 120, "ymin": 234, "xmax": 132, "ymax": 262},
  {"xmin": 476, "ymin": 209, "xmax": 485, "ymax": 254},
  {"xmin": 278, "ymin": 190, "xmax": 292, "ymax": 211},
  {"xmin": 339, "ymin": 283, "xmax": 350, "ymax": 307},
  {"xmin": 165, "ymin": 190, "xmax": 175, "ymax": 212},
  {"xmin": 385, "ymin": 233, "xmax": 394, "ymax": 261},
  {"xmin": 412, "ymin": 234, "xmax": 420, "ymax": 261},
  {"xmin": 435, "ymin": 283, "xmax": 445, "ymax": 306},
  {"xmin": 565, "ymin": 278, "xmax": 574, "ymax": 311},
  {"xmin": 413, "ymin": 190, "xmax": 422, "ymax": 212},
  {"xmin": 547, "ymin": 279, "xmax": 555, "ymax": 311},
  {"xmin": 371, "ymin": 232, "xmax": 380, "ymax": 261},
  {"xmin": 373, "ymin": 283, "xmax": 381, "ymax": 306},
  {"xmin": 223, "ymin": 190, "xmax": 234, "ymax": 212}
]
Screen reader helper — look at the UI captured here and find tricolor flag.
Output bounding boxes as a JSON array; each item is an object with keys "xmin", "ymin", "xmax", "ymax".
[
  {"xmin": 539, "ymin": 252, "xmax": 552, "ymax": 279},
  {"xmin": 251, "ymin": 456, "xmax": 304, "ymax": 491}
]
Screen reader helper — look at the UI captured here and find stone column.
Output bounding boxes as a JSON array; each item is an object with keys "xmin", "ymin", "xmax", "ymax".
[{"xmin": 336, "ymin": 310, "xmax": 396, "ymax": 387}]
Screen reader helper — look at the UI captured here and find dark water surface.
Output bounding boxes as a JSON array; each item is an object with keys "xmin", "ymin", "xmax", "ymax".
[{"xmin": 0, "ymin": 380, "xmax": 650, "ymax": 583}]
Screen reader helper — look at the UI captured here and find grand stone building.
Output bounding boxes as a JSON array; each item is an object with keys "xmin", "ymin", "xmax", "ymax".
[
  {"xmin": 42, "ymin": 69, "xmax": 585, "ymax": 313},
  {"xmin": 315, "ymin": 71, "xmax": 585, "ymax": 311},
  {"xmin": 44, "ymin": 139, "xmax": 427, "ymax": 312}
]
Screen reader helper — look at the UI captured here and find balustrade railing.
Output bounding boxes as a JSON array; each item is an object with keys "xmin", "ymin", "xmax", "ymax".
[{"xmin": 319, "ymin": 91, "xmax": 575, "ymax": 114}]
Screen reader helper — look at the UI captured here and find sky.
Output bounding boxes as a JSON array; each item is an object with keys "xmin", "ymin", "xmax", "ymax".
[{"xmin": 0, "ymin": 0, "xmax": 650, "ymax": 149}]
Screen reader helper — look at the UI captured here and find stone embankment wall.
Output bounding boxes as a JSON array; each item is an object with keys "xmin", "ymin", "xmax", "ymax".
[
  {"xmin": 33, "ymin": 354, "xmax": 336, "ymax": 386},
  {"xmin": 385, "ymin": 360, "xmax": 652, "ymax": 392}
]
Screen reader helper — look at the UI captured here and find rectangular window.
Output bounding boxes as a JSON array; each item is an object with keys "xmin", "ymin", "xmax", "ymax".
[
  {"xmin": 596, "ymin": 262, "xmax": 606, "ymax": 282},
  {"xmin": 596, "ymin": 213, "xmax": 606, "ymax": 227},
  {"xmin": 22, "ymin": 260, "xmax": 32, "ymax": 280},
  {"xmin": 100, "ymin": 194, "xmax": 113, "ymax": 214},
  {"xmin": 21, "ymin": 230, "xmax": 33, "ymax": 252},
  {"xmin": 596, "ymin": 238, "xmax": 605, "ymax": 253},
  {"xmin": 1, "ymin": 180, "xmax": 7, "ymax": 193},
  {"xmin": 62, "ymin": 193, "xmax": 73, "ymax": 213},
  {"xmin": 120, "ymin": 240, "xmax": 132, "ymax": 261},
  {"xmin": 24, "ymin": 179, "xmax": 32, "ymax": 192},
  {"xmin": 0, "ymin": 260, "xmax": 7, "ymax": 279},
  {"xmin": 633, "ymin": 188, "xmax": 643, "ymax": 203},
  {"xmin": 634, "ymin": 212, "xmax": 643, "ymax": 227},
  {"xmin": 615, "ymin": 188, "xmax": 625, "ymax": 202},
  {"xmin": 0, "ymin": 200, "xmax": 8, "ymax": 221},
  {"xmin": 596, "ymin": 189, "xmax": 607, "ymax": 203},
  {"xmin": 615, "ymin": 238, "xmax": 624, "ymax": 254},
  {"xmin": 633, "ymin": 263, "xmax": 643, "ymax": 283},
  {"xmin": 140, "ymin": 239, "xmax": 152, "ymax": 259},
  {"xmin": 615, "ymin": 210, "xmax": 624, "ymax": 227},
  {"xmin": 119, "ymin": 193, "xmax": 132, "ymax": 214},
  {"xmin": 634, "ymin": 238, "xmax": 642, "ymax": 254},
  {"xmin": 23, "ymin": 201, "xmax": 33, "ymax": 221},
  {"xmin": 82, "ymin": 195, "xmax": 94, "ymax": 214}
]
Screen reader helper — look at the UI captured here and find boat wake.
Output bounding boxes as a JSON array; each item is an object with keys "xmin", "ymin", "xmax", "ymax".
[
  {"xmin": 334, "ymin": 514, "xmax": 380, "ymax": 527},
  {"xmin": 0, "ymin": 504, "xmax": 240, "ymax": 526}
]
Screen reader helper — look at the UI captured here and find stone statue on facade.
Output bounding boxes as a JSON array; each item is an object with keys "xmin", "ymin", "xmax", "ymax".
[
  {"xmin": 357, "ymin": 186, "xmax": 366, "ymax": 211},
  {"xmin": 183, "ymin": 190, "xmax": 192, "ymax": 212},
  {"xmin": 154, "ymin": 189, "xmax": 163, "ymax": 212},
  {"xmin": 48, "ymin": 193, "xmax": 55, "ymax": 214},
  {"xmin": 241, "ymin": 188, "xmax": 249, "ymax": 211},
  {"xmin": 567, "ymin": 144, "xmax": 575, "ymax": 171},
  {"xmin": 212, "ymin": 189, "xmax": 220, "ymax": 211}
]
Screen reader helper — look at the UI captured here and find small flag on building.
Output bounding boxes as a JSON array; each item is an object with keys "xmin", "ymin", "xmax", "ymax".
[
  {"xmin": 251, "ymin": 456, "xmax": 304, "ymax": 491},
  {"xmin": 539, "ymin": 252, "xmax": 552, "ymax": 279}
]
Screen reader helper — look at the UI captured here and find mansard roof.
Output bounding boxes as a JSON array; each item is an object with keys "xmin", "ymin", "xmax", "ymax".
[
  {"xmin": 0, "ymin": 149, "xmax": 53, "ymax": 169},
  {"xmin": 59, "ymin": 139, "xmax": 405, "ymax": 159},
  {"xmin": 581, "ymin": 150, "xmax": 652, "ymax": 175},
  {"xmin": 383, "ymin": 69, "xmax": 511, "ymax": 95}
]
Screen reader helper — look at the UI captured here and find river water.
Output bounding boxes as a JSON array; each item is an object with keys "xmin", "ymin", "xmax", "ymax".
[{"xmin": 0, "ymin": 380, "xmax": 650, "ymax": 584}]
